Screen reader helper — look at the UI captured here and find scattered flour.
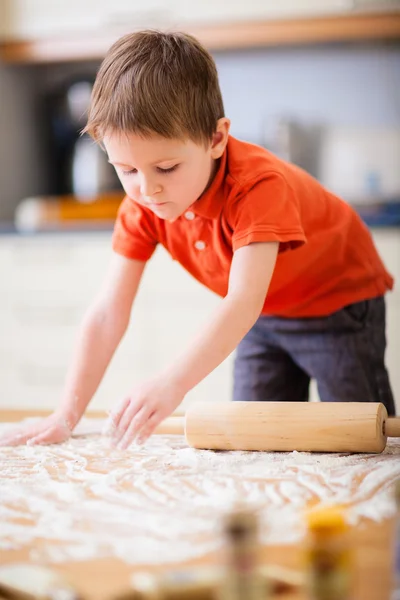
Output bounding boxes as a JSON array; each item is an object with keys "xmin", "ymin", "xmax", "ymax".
[{"xmin": 0, "ymin": 418, "xmax": 399, "ymax": 566}]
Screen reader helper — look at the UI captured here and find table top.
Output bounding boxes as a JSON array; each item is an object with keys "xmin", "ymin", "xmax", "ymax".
[{"xmin": 0, "ymin": 409, "xmax": 398, "ymax": 600}]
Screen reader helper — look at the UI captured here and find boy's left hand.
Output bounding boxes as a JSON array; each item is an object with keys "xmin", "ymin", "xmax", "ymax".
[{"xmin": 104, "ymin": 375, "xmax": 185, "ymax": 449}]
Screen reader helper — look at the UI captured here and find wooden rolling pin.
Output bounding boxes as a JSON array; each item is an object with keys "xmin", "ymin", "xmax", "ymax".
[{"xmin": 155, "ymin": 402, "xmax": 400, "ymax": 453}]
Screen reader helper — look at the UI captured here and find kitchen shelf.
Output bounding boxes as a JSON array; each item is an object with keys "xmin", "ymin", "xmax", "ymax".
[{"xmin": 0, "ymin": 11, "xmax": 399, "ymax": 64}]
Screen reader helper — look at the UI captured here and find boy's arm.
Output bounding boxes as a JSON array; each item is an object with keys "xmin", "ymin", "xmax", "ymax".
[
  {"xmin": 57, "ymin": 253, "xmax": 146, "ymax": 427},
  {"xmin": 0, "ymin": 253, "xmax": 146, "ymax": 447},
  {"xmin": 168, "ymin": 241, "xmax": 279, "ymax": 391},
  {"xmin": 109, "ymin": 241, "xmax": 279, "ymax": 448}
]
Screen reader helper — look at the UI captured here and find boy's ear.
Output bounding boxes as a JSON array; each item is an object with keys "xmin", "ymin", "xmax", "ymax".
[{"xmin": 210, "ymin": 118, "xmax": 230, "ymax": 159}]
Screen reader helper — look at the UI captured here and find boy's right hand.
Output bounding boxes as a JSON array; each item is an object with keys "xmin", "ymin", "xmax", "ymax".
[{"xmin": 0, "ymin": 411, "xmax": 73, "ymax": 447}]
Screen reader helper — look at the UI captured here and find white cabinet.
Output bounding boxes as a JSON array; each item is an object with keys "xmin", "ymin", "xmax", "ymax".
[
  {"xmin": 1, "ymin": 0, "xmax": 390, "ymax": 42},
  {"xmin": 0, "ymin": 0, "xmax": 170, "ymax": 41},
  {"xmin": 0, "ymin": 228, "xmax": 398, "ymax": 414},
  {"xmin": 175, "ymin": 0, "xmax": 354, "ymax": 27},
  {"xmin": 0, "ymin": 233, "xmax": 233, "ymax": 411},
  {"xmin": 0, "ymin": 2, "xmax": 9, "ymax": 40},
  {"xmin": 353, "ymin": 0, "xmax": 400, "ymax": 10},
  {"xmin": 372, "ymin": 228, "xmax": 400, "ymax": 414},
  {"xmin": 310, "ymin": 228, "xmax": 400, "ymax": 412}
]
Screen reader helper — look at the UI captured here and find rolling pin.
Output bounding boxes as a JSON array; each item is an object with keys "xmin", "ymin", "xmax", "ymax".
[{"xmin": 154, "ymin": 402, "xmax": 400, "ymax": 453}]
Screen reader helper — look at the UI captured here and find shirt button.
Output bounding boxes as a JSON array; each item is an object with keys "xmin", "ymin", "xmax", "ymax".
[
  {"xmin": 194, "ymin": 240, "xmax": 206, "ymax": 251},
  {"xmin": 184, "ymin": 210, "xmax": 195, "ymax": 220}
]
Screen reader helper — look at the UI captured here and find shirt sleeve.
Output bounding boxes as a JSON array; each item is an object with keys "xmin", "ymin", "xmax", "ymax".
[
  {"xmin": 227, "ymin": 172, "xmax": 307, "ymax": 253},
  {"xmin": 112, "ymin": 196, "xmax": 158, "ymax": 261}
]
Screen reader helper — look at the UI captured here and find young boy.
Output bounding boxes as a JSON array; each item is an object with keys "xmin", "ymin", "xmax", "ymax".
[{"xmin": 0, "ymin": 30, "xmax": 395, "ymax": 450}]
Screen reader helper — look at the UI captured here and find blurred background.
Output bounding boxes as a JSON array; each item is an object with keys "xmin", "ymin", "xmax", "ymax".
[{"xmin": 0, "ymin": 0, "xmax": 399, "ymax": 413}]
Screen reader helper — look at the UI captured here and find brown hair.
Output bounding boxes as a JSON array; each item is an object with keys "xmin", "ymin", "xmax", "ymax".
[{"xmin": 84, "ymin": 30, "xmax": 225, "ymax": 145}]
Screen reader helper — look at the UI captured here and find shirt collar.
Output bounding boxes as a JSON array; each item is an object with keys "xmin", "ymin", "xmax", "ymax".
[{"xmin": 190, "ymin": 144, "xmax": 228, "ymax": 219}]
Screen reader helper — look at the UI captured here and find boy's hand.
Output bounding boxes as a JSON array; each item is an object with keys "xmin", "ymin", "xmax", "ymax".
[
  {"xmin": 104, "ymin": 376, "xmax": 185, "ymax": 449},
  {"xmin": 0, "ymin": 411, "xmax": 74, "ymax": 447}
]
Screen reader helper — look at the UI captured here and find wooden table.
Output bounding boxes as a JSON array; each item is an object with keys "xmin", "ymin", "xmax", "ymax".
[{"xmin": 0, "ymin": 410, "xmax": 396, "ymax": 600}]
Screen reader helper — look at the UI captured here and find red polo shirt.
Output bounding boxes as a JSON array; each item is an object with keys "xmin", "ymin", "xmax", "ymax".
[{"xmin": 112, "ymin": 135, "xmax": 393, "ymax": 317}]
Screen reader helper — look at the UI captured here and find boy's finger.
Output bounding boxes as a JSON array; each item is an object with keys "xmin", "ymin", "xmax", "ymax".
[
  {"xmin": 0, "ymin": 430, "xmax": 29, "ymax": 447},
  {"xmin": 117, "ymin": 406, "xmax": 150, "ymax": 450},
  {"xmin": 103, "ymin": 397, "xmax": 130, "ymax": 436},
  {"xmin": 2, "ymin": 420, "xmax": 57, "ymax": 446},
  {"xmin": 26, "ymin": 426, "xmax": 59, "ymax": 446},
  {"xmin": 136, "ymin": 412, "xmax": 160, "ymax": 446},
  {"xmin": 111, "ymin": 400, "xmax": 141, "ymax": 446}
]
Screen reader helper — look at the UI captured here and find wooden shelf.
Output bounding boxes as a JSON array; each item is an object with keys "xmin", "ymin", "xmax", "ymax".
[{"xmin": 0, "ymin": 11, "xmax": 399, "ymax": 64}]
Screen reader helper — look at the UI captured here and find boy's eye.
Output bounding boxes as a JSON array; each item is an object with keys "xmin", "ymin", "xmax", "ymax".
[
  {"xmin": 157, "ymin": 165, "xmax": 178, "ymax": 174},
  {"xmin": 121, "ymin": 165, "xmax": 178, "ymax": 176}
]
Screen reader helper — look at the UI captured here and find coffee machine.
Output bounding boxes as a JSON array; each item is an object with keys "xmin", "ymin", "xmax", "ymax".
[{"xmin": 43, "ymin": 77, "xmax": 121, "ymax": 201}]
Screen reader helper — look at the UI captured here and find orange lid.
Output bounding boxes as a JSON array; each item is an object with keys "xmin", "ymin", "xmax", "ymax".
[{"xmin": 306, "ymin": 506, "xmax": 349, "ymax": 534}]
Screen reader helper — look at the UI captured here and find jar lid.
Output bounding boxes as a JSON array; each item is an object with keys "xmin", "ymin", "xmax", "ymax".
[{"xmin": 306, "ymin": 506, "xmax": 349, "ymax": 534}]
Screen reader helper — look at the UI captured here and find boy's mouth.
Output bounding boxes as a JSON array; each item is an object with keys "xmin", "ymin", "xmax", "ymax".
[
  {"xmin": 153, "ymin": 201, "xmax": 167, "ymax": 205},
  {"xmin": 146, "ymin": 200, "xmax": 168, "ymax": 207},
  {"xmin": 144, "ymin": 199, "xmax": 167, "ymax": 206}
]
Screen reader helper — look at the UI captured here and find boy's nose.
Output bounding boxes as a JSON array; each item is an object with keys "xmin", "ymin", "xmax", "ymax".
[{"xmin": 139, "ymin": 175, "xmax": 159, "ymax": 197}]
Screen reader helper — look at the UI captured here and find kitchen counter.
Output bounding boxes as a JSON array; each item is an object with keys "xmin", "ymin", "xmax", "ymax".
[
  {"xmin": 0, "ymin": 409, "xmax": 399, "ymax": 600},
  {"xmin": 0, "ymin": 222, "xmax": 114, "ymax": 235},
  {"xmin": 1, "ymin": 209, "xmax": 400, "ymax": 237},
  {"xmin": 355, "ymin": 202, "xmax": 400, "ymax": 227}
]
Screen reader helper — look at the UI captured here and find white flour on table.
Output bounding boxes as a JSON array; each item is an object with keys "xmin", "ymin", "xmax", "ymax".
[{"xmin": 0, "ymin": 418, "xmax": 399, "ymax": 566}]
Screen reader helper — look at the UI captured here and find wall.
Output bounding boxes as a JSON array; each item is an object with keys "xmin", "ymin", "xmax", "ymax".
[
  {"xmin": 215, "ymin": 43, "xmax": 400, "ymax": 144},
  {"xmin": 0, "ymin": 42, "xmax": 399, "ymax": 221}
]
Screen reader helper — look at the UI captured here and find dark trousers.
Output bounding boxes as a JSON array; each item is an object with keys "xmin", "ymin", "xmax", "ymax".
[{"xmin": 233, "ymin": 296, "xmax": 396, "ymax": 416}]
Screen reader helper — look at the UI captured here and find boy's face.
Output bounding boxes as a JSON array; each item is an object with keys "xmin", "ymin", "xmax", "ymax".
[{"xmin": 104, "ymin": 120, "xmax": 229, "ymax": 221}]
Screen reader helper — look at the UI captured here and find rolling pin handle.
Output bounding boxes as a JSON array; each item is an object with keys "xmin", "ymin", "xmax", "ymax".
[
  {"xmin": 154, "ymin": 416, "xmax": 185, "ymax": 436},
  {"xmin": 385, "ymin": 417, "xmax": 400, "ymax": 438}
]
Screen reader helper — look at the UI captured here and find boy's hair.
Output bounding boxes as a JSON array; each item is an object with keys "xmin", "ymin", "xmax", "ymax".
[{"xmin": 84, "ymin": 30, "xmax": 225, "ymax": 145}]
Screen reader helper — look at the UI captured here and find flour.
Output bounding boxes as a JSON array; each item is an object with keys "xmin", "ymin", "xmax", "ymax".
[{"xmin": 0, "ymin": 418, "xmax": 399, "ymax": 566}]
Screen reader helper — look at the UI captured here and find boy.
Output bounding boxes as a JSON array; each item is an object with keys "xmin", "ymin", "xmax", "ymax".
[{"xmin": 0, "ymin": 30, "xmax": 395, "ymax": 450}]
